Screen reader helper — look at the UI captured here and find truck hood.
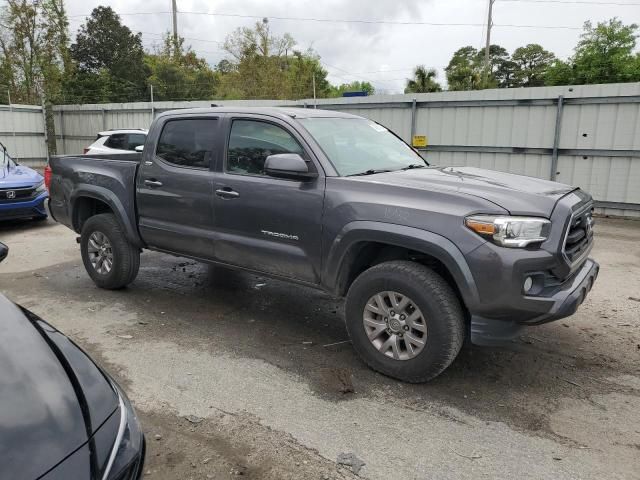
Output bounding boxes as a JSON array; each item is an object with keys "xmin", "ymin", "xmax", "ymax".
[
  {"xmin": 0, "ymin": 163, "xmax": 43, "ymax": 188},
  {"xmin": 361, "ymin": 166, "xmax": 576, "ymax": 216},
  {"xmin": 0, "ymin": 295, "xmax": 118, "ymax": 480}
]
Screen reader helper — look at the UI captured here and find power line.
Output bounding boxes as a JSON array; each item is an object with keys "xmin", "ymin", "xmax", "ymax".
[
  {"xmin": 67, "ymin": 10, "xmax": 588, "ymax": 30},
  {"xmin": 500, "ymin": 0, "xmax": 640, "ymax": 5}
]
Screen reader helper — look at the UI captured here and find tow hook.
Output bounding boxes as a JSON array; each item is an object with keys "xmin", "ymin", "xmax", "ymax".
[{"xmin": 76, "ymin": 236, "xmax": 81, "ymax": 244}]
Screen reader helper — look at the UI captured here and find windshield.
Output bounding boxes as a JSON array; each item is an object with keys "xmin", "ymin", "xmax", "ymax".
[{"xmin": 298, "ymin": 118, "xmax": 427, "ymax": 176}]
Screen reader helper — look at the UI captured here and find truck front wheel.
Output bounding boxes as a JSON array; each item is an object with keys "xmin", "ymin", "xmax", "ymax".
[
  {"xmin": 345, "ymin": 260, "xmax": 465, "ymax": 383},
  {"xmin": 80, "ymin": 213, "xmax": 140, "ymax": 289}
]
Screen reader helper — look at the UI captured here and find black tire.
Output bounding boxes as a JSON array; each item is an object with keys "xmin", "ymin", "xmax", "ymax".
[
  {"xmin": 80, "ymin": 213, "xmax": 140, "ymax": 289},
  {"xmin": 345, "ymin": 260, "xmax": 465, "ymax": 383}
]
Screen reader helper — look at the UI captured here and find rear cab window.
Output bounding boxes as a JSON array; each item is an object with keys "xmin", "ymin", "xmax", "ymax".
[
  {"xmin": 156, "ymin": 119, "xmax": 218, "ymax": 169},
  {"xmin": 103, "ymin": 133, "xmax": 146, "ymax": 151}
]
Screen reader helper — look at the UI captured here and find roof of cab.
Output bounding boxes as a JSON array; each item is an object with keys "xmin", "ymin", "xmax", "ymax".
[{"xmin": 157, "ymin": 106, "xmax": 362, "ymax": 121}]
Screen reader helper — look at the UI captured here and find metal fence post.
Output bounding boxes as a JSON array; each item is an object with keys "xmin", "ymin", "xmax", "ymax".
[
  {"xmin": 150, "ymin": 84, "xmax": 155, "ymax": 123},
  {"xmin": 40, "ymin": 99, "xmax": 50, "ymax": 163},
  {"xmin": 7, "ymin": 90, "xmax": 17, "ymax": 160},
  {"xmin": 550, "ymin": 95, "xmax": 564, "ymax": 181},
  {"xmin": 59, "ymin": 110, "xmax": 65, "ymax": 155},
  {"xmin": 410, "ymin": 98, "xmax": 417, "ymax": 141},
  {"xmin": 101, "ymin": 108, "xmax": 106, "ymax": 131}
]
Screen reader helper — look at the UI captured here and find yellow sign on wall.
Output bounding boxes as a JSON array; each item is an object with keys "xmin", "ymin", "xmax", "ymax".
[{"xmin": 412, "ymin": 135, "xmax": 428, "ymax": 148}]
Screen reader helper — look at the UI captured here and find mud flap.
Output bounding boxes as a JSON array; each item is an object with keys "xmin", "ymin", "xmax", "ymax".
[{"xmin": 470, "ymin": 316, "xmax": 524, "ymax": 346}]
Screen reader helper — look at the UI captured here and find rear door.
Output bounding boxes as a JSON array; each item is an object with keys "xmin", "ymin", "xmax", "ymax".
[
  {"xmin": 211, "ymin": 115, "xmax": 325, "ymax": 284},
  {"xmin": 136, "ymin": 116, "xmax": 221, "ymax": 259}
]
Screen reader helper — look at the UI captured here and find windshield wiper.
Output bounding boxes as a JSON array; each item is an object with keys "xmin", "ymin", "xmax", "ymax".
[
  {"xmin": 347, "ymin": 169, "xmax": 394, "ymax": 177},
  {"xmin": 399, "ymin": 163, "xmax": 427, "ymax": 171}
]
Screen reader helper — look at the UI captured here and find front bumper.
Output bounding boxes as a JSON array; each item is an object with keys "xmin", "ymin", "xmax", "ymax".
[
  {"xmin": 522, "ymin": 258, "xmax": 599, "ymax": 325},
  {"xmin": 471, "ymin": 258, "xmax": 599, "ymax": 345},
  {"xmin": 0, "ymin": 192, "xmax": 48, "ymax": 220}
]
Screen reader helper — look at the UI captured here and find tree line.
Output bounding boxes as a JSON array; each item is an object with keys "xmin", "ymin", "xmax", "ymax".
[
  {"xmin": 0, "ymin": 1, "xmax": 639, "ymax": 107},
  {"xmin": 0, "ymin": 2, "xmax": 373, "ymax": 105},
  {"xmin": 405, "ymin": 18, "xmax": 640, "ymax": 93}
]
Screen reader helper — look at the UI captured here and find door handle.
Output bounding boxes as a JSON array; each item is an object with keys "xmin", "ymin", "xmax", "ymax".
[
  {"xmin": 215, "ymin": 188, "xmax": 240, "ymax": 199},
  {"xmin": 144, "ymin": 179, "xmax": 163, "ymax": 188}
]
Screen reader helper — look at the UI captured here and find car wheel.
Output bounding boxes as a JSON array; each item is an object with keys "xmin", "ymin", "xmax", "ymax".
[
  {"xmin": 80, "ymin": 213, "xmax": 140, "ymax": 289},
  {"xmin": 345, "ymin": 260, "xmax": 465, "ymax": 383}
]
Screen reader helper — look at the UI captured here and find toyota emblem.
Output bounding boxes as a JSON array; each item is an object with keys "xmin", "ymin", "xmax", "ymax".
[
  {"xmin": 6, "ymin": 190, "xmax": 15, "ymax": 199},
  {"xmin": 585, "ymin": 215, "xmax": 594, "ymax": 235}
]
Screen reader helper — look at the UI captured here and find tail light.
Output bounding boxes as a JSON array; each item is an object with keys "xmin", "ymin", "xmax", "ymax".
[
  {"xmin": 83, "ymin": 148, "xmax": 89, "ymax": 154},
  {"xmin": 44, "ymin": 164, "xmax": 52, "ymax": 191}
]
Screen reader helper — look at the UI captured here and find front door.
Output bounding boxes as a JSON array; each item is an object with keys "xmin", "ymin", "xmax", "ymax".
[
  {"xmin": 212, "ymin": 116, "xmax": 324, "ymax": 284},
  {"xmin": 136, "ymin": 116, "xmax": 220, "ymax": 259}
]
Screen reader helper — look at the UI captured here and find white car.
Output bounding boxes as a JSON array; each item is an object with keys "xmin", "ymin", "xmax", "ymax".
[{"xmin": 84, "ymin": 129, "xmax": 148, "ymax": 154}]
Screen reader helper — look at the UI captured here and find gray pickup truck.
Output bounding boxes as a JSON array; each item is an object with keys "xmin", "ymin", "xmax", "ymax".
[{"xmin": 48, "ymin": 107, "xmax": 599, "ymax": 382}]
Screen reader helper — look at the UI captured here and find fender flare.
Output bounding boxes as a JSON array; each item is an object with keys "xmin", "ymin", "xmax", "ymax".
[
  {"xmin": 70, "ymin": 185, "xmax": 143, "ymax": 247},
  {"xmin": 324, "ymin": 221, "xmax": 480, "ymax": 309}
]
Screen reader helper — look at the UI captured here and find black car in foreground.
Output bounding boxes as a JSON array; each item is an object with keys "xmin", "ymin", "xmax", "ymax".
[{"xmin": 0, "ymin": 242, "xmax": 145, "ymax": 479}]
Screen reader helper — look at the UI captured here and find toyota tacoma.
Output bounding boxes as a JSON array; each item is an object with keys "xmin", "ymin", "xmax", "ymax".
[{"xmin": 47, "ymin": 107, "xmax": 599, "ymax": 382}]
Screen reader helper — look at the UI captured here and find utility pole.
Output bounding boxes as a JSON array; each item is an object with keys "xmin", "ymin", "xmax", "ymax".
[
  {"xmin": 150, "ymin": 84, "xmax": 155, "ymax": 123},
  {"xmin": 171, "ymin": 0, "xmax": 178, "ymax": 48},
  {"xmin": 483, "ymin": 0, "xmax": 495, "ymax": 88},
  {"xmin": 312, "ymin": 72, "xmax": 317, "ymax": 109}
]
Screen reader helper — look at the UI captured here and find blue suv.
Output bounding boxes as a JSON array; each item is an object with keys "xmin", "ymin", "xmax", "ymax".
[{"xmin": 0, "ymin": 143, "xmax": 48, "ymax": 221}]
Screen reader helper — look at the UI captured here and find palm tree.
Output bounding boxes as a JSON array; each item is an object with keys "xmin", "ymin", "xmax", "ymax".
[{"xmin": 404, "ymin": 66, "xmax": 442, "ymax": 93}]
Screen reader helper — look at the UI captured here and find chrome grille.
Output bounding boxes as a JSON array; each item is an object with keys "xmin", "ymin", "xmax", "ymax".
[
  {"xmin": 563, "ymin": 205, "xmax": 594, "ymax": 265},
  {"xmin": 0, "ymin": 186, "xmax": 36, "ymax": 202}
]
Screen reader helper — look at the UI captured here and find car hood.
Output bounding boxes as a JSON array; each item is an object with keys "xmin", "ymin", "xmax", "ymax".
[
  {"xmin": 0, "ymin": 163, "xmax": 43, "ymax": 188},
  {"xmin": 0, "ymin": 295, "xmax": 118, "ymax": 480},
  {"xmin": 359, "ymin": 166, "xmax": 576, "ymax": 216}
]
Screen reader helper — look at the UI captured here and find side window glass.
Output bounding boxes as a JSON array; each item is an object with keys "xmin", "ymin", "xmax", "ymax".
[
  {"xmin": 156, "ymin": 119, "xmax": 217, "ymax": 169},
  {"xmin": 126, "ymin": 133, "xmax": 146, "ymax": 150},
  {"xmin": 105, "ymin": 134, "xmax": 126, "ymax": 150},
  {"xmin": 227, "ymin": 120, "xmax": 304, "ymax": 176}
]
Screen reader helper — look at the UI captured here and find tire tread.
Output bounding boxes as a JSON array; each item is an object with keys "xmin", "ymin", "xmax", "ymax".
[
  {"xmin": 80, "ymin": 213, "xmax": 139, "ymax": 289},
  {"xmin": 345, "ymin": 260, "xmax": 465, "ymax": 383}
]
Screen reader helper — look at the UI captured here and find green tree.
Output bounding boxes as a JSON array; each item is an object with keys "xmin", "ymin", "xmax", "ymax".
[
  {"xmin": 510, "ymin": 44, "xmax": 555, "ymax": 87},
  {"xmin": 445, "ymin": 46, "xmax": 482, "ymax": 91},
  {"xmin": 477, "ymin": 45, "xmax": 510, "ymax": 88},
  {"xmin": 217, "ymin": 20, "xmax": 329, "ymax": 100},
  {"xmin": 446, "ymin": 45, "xmax": 512, "ymax": 90},
  {"xmin": 404, "ymin": 66, "xmax": 442, "ymax": 93},
  {"xmin": 64, "ymin": 6, "xmax": 148, "ymax": 103},
  {"xmin": 285, "ymin": 50, "xmax": 330, "ymax": 100},
  {"xmin": 546, "ymin": 18, "xmax": 640, "ymax": 85},
  {"xmin": 494, "ymin": 59, "xmax": 519, "ymax": 88},
  {"xmin": 0, "ymin": 0, "xmax": 70, "ymax": 104},
  {"xmin": 145, "ymin": 34, "xmax": 219, "ymax": 101}
]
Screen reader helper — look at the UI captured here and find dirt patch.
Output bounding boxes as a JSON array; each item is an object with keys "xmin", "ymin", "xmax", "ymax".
[{"xmin": 140, "ymin": 409, "xmax": 359, "ymax": 480}]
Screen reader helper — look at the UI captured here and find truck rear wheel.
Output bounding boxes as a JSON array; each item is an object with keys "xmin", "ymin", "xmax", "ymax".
[
  {"xmin": 80, "ymin": 213, "xmax": 140, "ymax": 289},
  {"xmin": 345, "ymin": 260, "xmax": 465, "ymax": 383}
]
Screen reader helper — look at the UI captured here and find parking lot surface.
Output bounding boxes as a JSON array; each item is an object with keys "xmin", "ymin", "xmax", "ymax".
[{"xmin": 1, "ymin": 218, "xmax": 639, "ymax": 480}]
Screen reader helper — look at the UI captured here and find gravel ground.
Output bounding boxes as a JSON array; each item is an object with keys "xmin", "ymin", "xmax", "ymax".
[{"xmin": 0, "ymin": 217, "xmax": 639, "ymax": 480}]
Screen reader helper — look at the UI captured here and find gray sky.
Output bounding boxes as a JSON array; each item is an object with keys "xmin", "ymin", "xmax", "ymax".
[{"xmin": 65, "ymin": 0, "xmax": 640, "ymax": 93}]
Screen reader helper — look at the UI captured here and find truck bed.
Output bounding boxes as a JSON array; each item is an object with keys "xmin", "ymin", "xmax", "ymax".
[{"xmin": 48, "ymin": 154, "xmax": 141, "ymax": 242}]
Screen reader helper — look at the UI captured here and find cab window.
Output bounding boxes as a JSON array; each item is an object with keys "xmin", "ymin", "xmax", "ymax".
[
  {"xmin": 227, "ymin": 120, "xmax": 304, "ymax": 176},
  {"xmin": 156, "ymin": 119, "xmax": 217, "ymax": 169}
]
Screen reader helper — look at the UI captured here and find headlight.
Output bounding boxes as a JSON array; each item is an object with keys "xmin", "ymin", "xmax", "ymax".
[
  {"xmin": 103, "ymin": 385, "xmax": 144, "ymax": 480},
  {"xmin": 35, "ymin": 181, "xmax": 46, "ymax": 192},
  {"xmin": 465, "ymin": 215, "xmax": 551, "ymax": 248}
]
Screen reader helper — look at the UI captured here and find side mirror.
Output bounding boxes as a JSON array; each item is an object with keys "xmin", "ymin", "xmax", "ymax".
[
  {"xmin": 0, "ymin": 242, "xmax": 8, "ymax": 263},
  {"xmin": 135, "ymin": 145, "xmax": 144, "ymax": 152},
  {"xmin": 264, "ymin": 153, "xmax": 317, "ymax": 181}
]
